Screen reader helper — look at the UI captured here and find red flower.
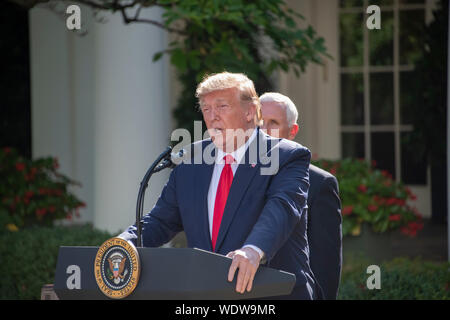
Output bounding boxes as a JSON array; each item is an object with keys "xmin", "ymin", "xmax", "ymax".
[
  {"xmin": 388, "ymin": 214, "xmax": 401, "ymax": 222},
  {"xmin": 381, "ymin": 170, "xmax": 392, "ymax": 179},
  {"xmin": 342, "ymin": 205, "xmax": 353, "ymax": 216},
  {"xmin": 76, "ymin": 202, "xmax": 86, "ymax": 209},
  {"xmin": 48, "ymin": 206, "xmax": 56, "ymax": 213},
  {"xmin": 3, "ymin": 147, "xmax": 11, "ymax": 154},
  {"xmin": 408, "ymin": 221, "xmax": 424, "ymax": 232},
  {"xmin": 401, "ymin": 220, "xmax": 424, "ymax": 237},
  {"xmin": 15, "ymin": 162, "xmax": 25, "ymax": 172},
  {"xmin": 25, "ymin": 167, "xmax": 38, "ymax": 181},
  {"xmin": 383, "ymin": 180, "xmax": 392, "ymax": 187},
  {"xmin": 367, "ymin": 204, "xmax": 378, "ymax": 212},
  {"xmin": 373, "ymin": 195, "xmax": 385, "ymax": 205},
  {"xmin": 358, "ymin": 184, "xmax": 368, "ymax": 193},
  {"xmin": 25, "ymin": 191, "xmax": 34, "ymax": 198},
  {"xmin": 36, "ymin": 208, "xmax": 47, "ymax": 217},
  {"xmin": 330, "ymin": 166, "xmax": 337, "ymax": 175},
  {"xmin": 386, "ymin": 197, "xmax": 397, "ymax": 206}
]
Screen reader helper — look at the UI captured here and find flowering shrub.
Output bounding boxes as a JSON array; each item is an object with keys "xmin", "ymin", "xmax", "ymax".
[
  {"xmin": 0, "ymin": 147, "xmax": 85, "ymax": 230},
  {"xmin": 311, "ymin": 158, "xmax": 423, "ymax": 237}
]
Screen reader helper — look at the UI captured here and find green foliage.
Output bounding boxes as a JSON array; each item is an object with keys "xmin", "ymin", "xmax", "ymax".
[
  {"xmin": 0, "ymin": 148, "xmax": 86, "ymax": 230},
  {"xmin": 153, "ymin": 0, "xmax": 329, "ymax": 132},
  {"xmin": 339, "ymin": 254, "xmax": 450, "ymax": 300},
  {"xmin": 312, "ymin": 158, "xmax": 422, "ymax": 237},
  {"xmin": 0, "ymin": 225, "xmax": 113, "ymax": 299}
]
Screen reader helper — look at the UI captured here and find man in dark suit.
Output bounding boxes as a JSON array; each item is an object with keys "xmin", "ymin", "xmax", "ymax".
[
  {"xmin": 260, "ymin": 92, "xmax": 342, "ymax": 300},
  {"xmin": 119, "ymin": 72, "xmax": 319, "ymax": 299}
]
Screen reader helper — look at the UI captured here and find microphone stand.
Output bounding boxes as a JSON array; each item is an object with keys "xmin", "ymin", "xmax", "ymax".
[{"xmin": 135, "ymin": 146, "xmax": 175, "ymax": 247}]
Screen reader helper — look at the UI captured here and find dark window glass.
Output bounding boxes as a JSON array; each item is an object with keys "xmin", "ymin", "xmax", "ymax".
[
  {"xmin": 369, "ymin": 12, "xmax": 394, "ymax": 66},
  {"xmin": 340, "ymin": 0, "xmax": 364, "ymax": 8},
  {"xmin": 400, "ymin": 70, "xmax": 423, "ymax": 125},
  {"xmin": 399, "ymin": 0, "xmax": 424, "ymax": 4},
  {"xmin": 370, "ymin": 0, "xmax": 394, "ymax": 5},
  {"xmin": 371, "ymin": 132, "xmax": 396, "ymax": 178},
  {"xmin": 370, "ymin": 72, "xmax": 394, "ymax": 124},
  {"xmin": 342, "ymin": 132, "xmax": 365, "ymax": 159},
  {"xmin": 399, "ymin": 10, "xmax": 425, "ymax": 65},
  {"xmin": 340, "ymin": 13, "xmax": 364, "ymax": 67},
  {"xmin": 341, "ymin": 73, "xmax": 364, "ymax": 125},
  {"xmin": 401, "ymin": 132, "xmax": 427, "ymax": 184}
]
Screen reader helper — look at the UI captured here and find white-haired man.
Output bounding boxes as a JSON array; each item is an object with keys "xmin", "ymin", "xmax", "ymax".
[
  {"xmin": 120, "ymin": 73, "xmax": 319, "ymax": 299},
  {"xmin": 260, "ymin": 92, "xmax": 342, "ymax": 300}
]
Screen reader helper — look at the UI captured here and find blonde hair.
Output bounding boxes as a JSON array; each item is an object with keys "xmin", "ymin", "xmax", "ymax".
[{"xmin": 196, "ymin": 72, "xmax": 263, "ymax": 126}]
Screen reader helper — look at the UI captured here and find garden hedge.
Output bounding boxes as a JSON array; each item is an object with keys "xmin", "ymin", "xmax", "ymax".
[{"xmin": 0, "ymin": 225, "xmax": 112, "ymax": 299}]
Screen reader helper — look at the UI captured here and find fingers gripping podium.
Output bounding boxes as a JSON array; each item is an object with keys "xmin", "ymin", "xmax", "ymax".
[{"xmin": 53, "ymin": 245, "xmax": 296, "ymax": 300}]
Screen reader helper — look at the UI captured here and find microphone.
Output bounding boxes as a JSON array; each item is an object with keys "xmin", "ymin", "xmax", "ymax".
[
  {"xmin": 135, "ymin": 146, "xmax": 187, "ymax": 247},
  {"xmin": 152, "ymin": 148, "xmax": 187, "ymax": 173}
]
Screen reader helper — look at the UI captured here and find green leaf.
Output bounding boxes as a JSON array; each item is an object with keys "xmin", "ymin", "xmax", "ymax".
[{"xmin": 152, "ymin": 51, "xmax": 164, "ymax": 62}]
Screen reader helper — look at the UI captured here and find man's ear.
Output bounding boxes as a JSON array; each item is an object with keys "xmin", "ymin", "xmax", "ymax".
[
  {"xmin": 288, "ymin": 123, "xmax": 299, "ymax": 140},
  {"xmin": 245, "ymin": 102, "xmax": 257, "ymax": 123}
]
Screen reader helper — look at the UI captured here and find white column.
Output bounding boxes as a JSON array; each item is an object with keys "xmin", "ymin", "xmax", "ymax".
[
  {"xmin": 92, "ymin": 8, "xmax": 170, "ymax": 233},
  {"xmin": 29, "ymin": 5, "xmax": 170, "ymax": 233},
  {"xmin": 29, "ymin": 8, "xmax": 73, "ymax": 172}
]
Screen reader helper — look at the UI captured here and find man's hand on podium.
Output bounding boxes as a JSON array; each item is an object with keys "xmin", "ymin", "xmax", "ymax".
[{"xmin": 226, "ymin": 247, "xmax": 261, "ymax": 294}]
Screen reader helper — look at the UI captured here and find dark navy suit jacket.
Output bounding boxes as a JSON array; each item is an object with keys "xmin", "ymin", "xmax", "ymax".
[
  {"xmin": 120, "ymin": 128, "xmax": 319, "ymax": 299},
  {"xmin": 307, "ymin": 165, "xmax": 342, "ymax": 300}
]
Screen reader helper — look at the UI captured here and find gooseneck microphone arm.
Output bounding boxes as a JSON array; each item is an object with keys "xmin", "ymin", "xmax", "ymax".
[{"xmin": 135, "ymin": 146, "xmax": 174, "ymax": 247}]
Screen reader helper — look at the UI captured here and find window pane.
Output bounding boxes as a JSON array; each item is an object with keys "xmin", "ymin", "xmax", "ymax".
[
  {"xmin": 401, "ymin": 132, "xmax": 427, "ymax": 184},
  {"xmin": 400, "ymin": 70, "xmax": 423, "ymax": 124},
  {"xmin": 370, "ymin": 72, "xmax": 394, "ymax": 124},
  {"xmin": 340, "ymin": 0, "xmax": 364, "ymax": 8},
  {"xmin": 340, "ymin": 13, "xmax": 364, "ymax": 67},
  {"xmin": 399, "ymin": 10, "xmax": 425, "ymax": 65},
  {"xmin": 370, "ymin": 0, "xmax": 394, "ymax": 6},
  {"xmin": 369, "ymin": 12, "xmax": 394, "ymax": 66},
  {"xmin": 342, "ymin": 132, "xmax": 365, "ymax": 159},
  {"xmin": 371, "ymin": 132, "xmax": 396, "ymax": 178},
  {"xmin": 399, "ymin": 0, "xmax": 424, "ymax": 4},
  {"xmin": 341, "ymin": 73, "xmax": 364, "ymax": 125}
]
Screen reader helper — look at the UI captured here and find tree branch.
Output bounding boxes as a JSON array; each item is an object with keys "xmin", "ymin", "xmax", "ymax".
[{"xmin": 8, "ymin": 0, "xmax": 186, "ymax": 35}]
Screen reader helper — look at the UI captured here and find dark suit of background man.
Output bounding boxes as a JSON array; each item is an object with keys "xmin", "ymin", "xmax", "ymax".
[
  {"xmin": 260, "ymin": 92, "xmax": 343, "ymax": 300},
  {"xmin": 119, "ymin": 72, "xmax": 320, "ymax": 299}
]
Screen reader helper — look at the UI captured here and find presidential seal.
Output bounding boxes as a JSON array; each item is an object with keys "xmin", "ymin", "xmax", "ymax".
[{"xmin": 94, "ymin": 237, "xmax": 140, "ymax": 299}]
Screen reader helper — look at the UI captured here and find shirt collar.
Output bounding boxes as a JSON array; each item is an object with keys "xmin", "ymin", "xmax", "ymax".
[{"xmin": 215, "ymin": 128, "xmax": 257, "ymax": 165}]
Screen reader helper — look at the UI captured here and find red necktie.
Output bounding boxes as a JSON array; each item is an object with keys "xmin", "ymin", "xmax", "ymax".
[{"xmin": 211, "ymin": 154, "xmax": 235, "ymax": 251}]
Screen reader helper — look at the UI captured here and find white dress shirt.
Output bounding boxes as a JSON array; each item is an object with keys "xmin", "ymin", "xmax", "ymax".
[{"xmin": 206, "ymin": 128, "xmax": 264, "ymax": 260}]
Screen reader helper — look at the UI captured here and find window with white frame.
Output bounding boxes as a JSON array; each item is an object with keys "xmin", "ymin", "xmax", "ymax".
[{"xmin": 339, "ymin": 0, "xmax": 434, "ymax": 185}]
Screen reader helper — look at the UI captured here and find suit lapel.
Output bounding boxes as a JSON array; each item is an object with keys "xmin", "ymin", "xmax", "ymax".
[
  {"xmin": 214, "ymin": 128, "xmax": 269, "ymax": 252},
  {"xmin": 194, "ymin": 140, "xmax": 215, "ymax": 252}
]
